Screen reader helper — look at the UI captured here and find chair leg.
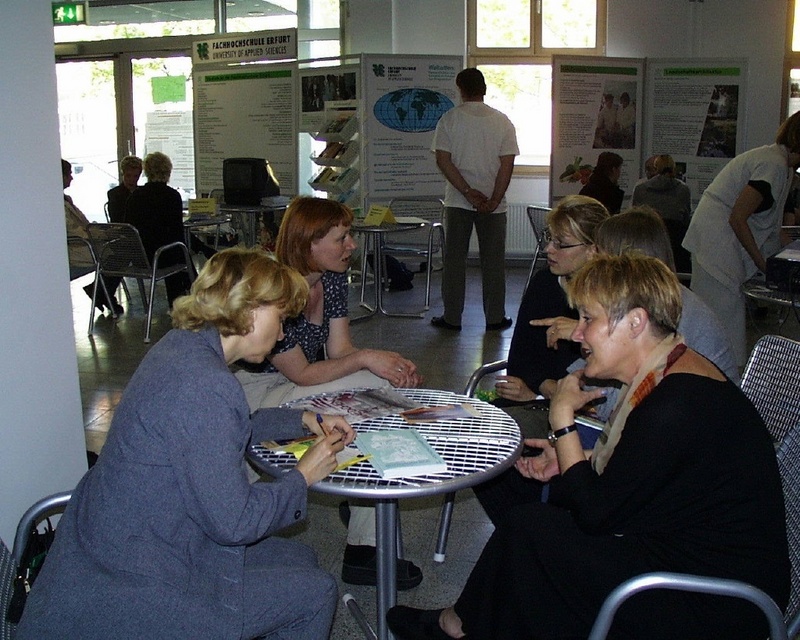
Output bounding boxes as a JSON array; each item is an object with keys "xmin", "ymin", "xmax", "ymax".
[
  {"xmin": 119, "ymin": 278, "xmax": 131, "ymax": 301},
  {"xmin": 524, "ymin": 244, "xmax": 541, "ymax": 293},
  {"xmin": 144, "ymin": 278, "xmax": 158, "ymax": 343},
  {"xmin": 136, "ymin": 279, "xmax": 148, "ymax": 309},
  {"xmin": 434, "ymin": 492, "xmax": 456, "ymax": 563}
]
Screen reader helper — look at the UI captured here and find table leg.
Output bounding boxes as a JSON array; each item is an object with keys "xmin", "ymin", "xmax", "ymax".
[
  {"xmin": 352, "ymin": 232, "xmax": 378, "ymax": 323},
  {"xmin": 376, "ymin": 499, "xmax": 398, "ymax": 640},
  {"xmin": 374, "ymin": 235, "xmax": 425, "ymax": 319}
]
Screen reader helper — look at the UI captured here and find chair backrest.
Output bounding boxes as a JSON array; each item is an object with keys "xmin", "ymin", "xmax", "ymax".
[
  {"xmin": 385, "ymin": 197, "xmax": 445, "ymax": 251},
  {"xmin": 1, "ymin": 538, "xmax": 14, "ymax": 640},
  {"xmin": 66, "ymin": 235, "xmax": 97, "ymax": 279},
  {"xmin": 776, "ymin": 422, "xmax": 800, "ymax": 635},
  {"xmin": 740, "ymin": 335, "xmax": 800, "ymax": 442},
  {"xmin": 86, "ymin": 222, "xmax": 152, "ymax": 278},
  {"xmin": 526, "ymin": 205, "xmax": 550, "ymax": 246},
  {"xmin": 523, "ymin": 204, "xmax": 551, "ymax": 291}
]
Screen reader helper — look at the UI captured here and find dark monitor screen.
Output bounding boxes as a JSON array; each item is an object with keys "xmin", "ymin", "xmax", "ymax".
[{"xmin": 223, "ymin": 157, "xmax": 279, "ymax": 205}]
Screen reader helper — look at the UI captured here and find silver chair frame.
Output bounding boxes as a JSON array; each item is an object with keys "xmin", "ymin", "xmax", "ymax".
[
  {"xmin": 587, "ymin": 572, "xmax": 788, "ymax": 640},
  {"xmin": 67, "ymin": 235, "xmax": 115, "ymax": 336},
  {"xmin": 381, "ymin": 196, "xmax": 445, "ymax": 309},
  {"xmin": 87, "ymin": 223, "xmax": 194, "ymax": 343}
]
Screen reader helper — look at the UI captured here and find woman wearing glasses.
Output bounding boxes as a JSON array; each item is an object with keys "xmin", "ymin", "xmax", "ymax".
[{"xmin": 493, "ymin": 195, "xmax": 610, "ymax": 407}]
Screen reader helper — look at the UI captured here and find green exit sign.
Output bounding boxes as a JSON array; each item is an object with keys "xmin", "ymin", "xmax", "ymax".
[{"xmin": 52, "ymin": 2, "xmax": 87, "ymax": 26}]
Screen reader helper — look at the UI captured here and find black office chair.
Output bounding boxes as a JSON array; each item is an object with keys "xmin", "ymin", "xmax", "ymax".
[{"xmin": 1, "ymin": 491, "xmax": 72, "ymax": 637}]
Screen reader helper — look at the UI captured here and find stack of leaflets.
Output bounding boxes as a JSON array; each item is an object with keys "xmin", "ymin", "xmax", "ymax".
[
  {"xmin": 282, "ymin": 387, "xmax": 422, "ymax": 423},
  {"xmin": 355, "ymin": 428, "xmax": 447, "ymax": 479}
]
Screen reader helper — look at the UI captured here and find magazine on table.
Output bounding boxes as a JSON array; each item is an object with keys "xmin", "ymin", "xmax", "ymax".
[
  {"xmin": 400, "ymin": 403, "xmax": 480, "ymax": 424},
  {"xmin": 260, "ymin": 435, "xmax": 370, "ymax": 472},
  {"xmin": 281, "ymin": 387, "xmax": 423, "ymax": 423},
  {"xmin": 355, "ymin": 428, "xmax": 447, "ymax": 479}
]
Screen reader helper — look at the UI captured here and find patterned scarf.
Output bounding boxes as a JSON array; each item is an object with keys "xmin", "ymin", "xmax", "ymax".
[{"xmin": 592, "ymin": 333, "xmax": 686, "ymax": 474}]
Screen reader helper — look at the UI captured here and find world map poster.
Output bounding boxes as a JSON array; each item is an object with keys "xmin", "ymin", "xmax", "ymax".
[{"xmin": 362, "ymin": 54, "xmax": 462, "ymax": 209}]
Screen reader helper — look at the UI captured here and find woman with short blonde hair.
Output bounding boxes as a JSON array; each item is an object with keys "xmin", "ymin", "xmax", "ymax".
[{"xmin": 388, "ymin": 253, "xmax": 788, "ymax": 640}]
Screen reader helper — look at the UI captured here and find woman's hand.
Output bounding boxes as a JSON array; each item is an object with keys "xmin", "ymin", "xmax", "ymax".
[
  {"xmin": 363, "ymin": 349, "xmax": 423, "ymax": 388},
  {"xmin": 515, "ymin": 437, "xmax": 560, "ymax": 481},
  {"xmin": 494, "ymin": 375, "xmax": 537, "ymax": 402},
  {"xmin": 296, "ymin": 431, "xmax": 346, "ymax": 486},
  {"xmin": 529, "ymin": 316, "xmax": 579, "ymax": 349},
  {"xmin": 549, "ymin": 370, "xmax": 606, "ymax": 427},
  {"xmin": 303, "ymin": 412, "xmax": 355, "ymax": 446}
]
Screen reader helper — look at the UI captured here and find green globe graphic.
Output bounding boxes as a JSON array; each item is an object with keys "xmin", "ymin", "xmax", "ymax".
[{"xmin": 373, "ymin": 88, "xmax": 454, "ymax": 133}]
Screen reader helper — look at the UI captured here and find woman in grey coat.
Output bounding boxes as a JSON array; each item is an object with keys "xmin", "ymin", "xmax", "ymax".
[{"xmin": 17, "ymin": 248, "xmax": 355, "ymax": 639}]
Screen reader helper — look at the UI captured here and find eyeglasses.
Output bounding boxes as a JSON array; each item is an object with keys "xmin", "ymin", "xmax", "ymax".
[{"xmin": 542, "ymin": 229, "xmax": 585, "ymax": 250}]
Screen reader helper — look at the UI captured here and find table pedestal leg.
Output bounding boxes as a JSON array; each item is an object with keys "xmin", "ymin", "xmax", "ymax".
[{"xmin": 376, "ymin": 499, "xmax": 398, "ymax": 640}]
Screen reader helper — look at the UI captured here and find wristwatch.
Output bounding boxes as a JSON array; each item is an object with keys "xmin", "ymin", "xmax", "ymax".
[{"xmin": 548, "ymin": 424, "xmax": 577, "ymax": 447}]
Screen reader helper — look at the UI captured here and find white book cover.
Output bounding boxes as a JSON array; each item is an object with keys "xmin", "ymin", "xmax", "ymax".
[{"xmin": 356, "ymin": 428, "xmax": 447, "ymax": 479}]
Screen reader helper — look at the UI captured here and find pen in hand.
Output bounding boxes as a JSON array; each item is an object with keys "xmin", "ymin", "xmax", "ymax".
[{"xmin": 316, "ymin": 413, "xmax": 329, "ymax": 435}]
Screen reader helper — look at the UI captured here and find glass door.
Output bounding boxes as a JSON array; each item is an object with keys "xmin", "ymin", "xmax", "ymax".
[
  {"xmin": 56, "ymin": 60, "xmax": 119, "ymax": 222},
  {"xmin": 131, "ymin": 55, "xmax": 195, "ymax": 205}
]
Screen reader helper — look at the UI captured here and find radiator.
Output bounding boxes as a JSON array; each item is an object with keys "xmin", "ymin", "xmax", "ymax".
[{"xmin": 468, "ymin": 203, "xmax": 536, "ymax": 258}]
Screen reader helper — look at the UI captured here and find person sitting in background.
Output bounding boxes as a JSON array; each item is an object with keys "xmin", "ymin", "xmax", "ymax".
[
  {"xmin": 235, "ymin": 196, "xmax": 425, "ymax": 590},
  {"xmin": 17, "ymin": 248, "xmax": 354, "ymax": 640},
  {"xmin": 632, "ymin": 154, "xmax": 692, "ymax": 272},
  {"xmin": 492, "ymin": 195, "xmax": 609, "ymax": 416},
  {"xmin": 106, "ymin": 155, "xmax": 142, "ymax": 222},
  {"xmin": 62, "ymin": 158, "xmax": 123, "ymax": 315},
  {"xmin": 579, "ymin": 151, "xmax": 625, "ymax": 214},
  {"xmin": 124, "ymin": 151, "xmax": 192, "ymax": 306},
  {"xmin": 387, "ymin": 253, "xmax": 789, "ymax": 640}
]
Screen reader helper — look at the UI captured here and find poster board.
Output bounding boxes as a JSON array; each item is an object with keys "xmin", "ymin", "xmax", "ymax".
[
  {"xmin": 551, "ymin": 56, "xmax": 747, "ymax": 209},
  {"xmin": 193, "ymin": 62, "xmax": 298, "ymax": 196},
  {"xmin": 643, "ymin": 59, "xmax": 747, "ymax": 207},
  {"xmin": 361, "ymin": 54, "xmax": 463, "ymax": 210},
  {"xmin": 551, "ymin": 56, "xmax": 644, "ymax": 208}
]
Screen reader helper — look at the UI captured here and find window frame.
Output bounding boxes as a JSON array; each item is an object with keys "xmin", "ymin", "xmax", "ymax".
[
  {"xmin": 468, "ymin": 0, "xmax": 607, "ymax": 171},
  {"xmin": 467, "ymin": 0, "xmax": 607, "ymax": 58}
]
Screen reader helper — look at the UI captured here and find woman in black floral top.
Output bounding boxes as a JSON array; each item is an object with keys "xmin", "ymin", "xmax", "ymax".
[{"xmin": 235, "ymin": 196, "xmax": 425, "ymax": 591}]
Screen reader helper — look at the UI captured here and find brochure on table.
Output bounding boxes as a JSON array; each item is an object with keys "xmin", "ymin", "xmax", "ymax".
[{"xmin": 551, "ymin": 55, "xmax": 747, "ymax": 209}]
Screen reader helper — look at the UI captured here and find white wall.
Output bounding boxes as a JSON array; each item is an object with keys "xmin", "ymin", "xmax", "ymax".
[
  {"xmin": 0, "ymin": 1, "xmax": 88, "ymax": 545},
  {"xmin": 608, "ymin": 0, "xmax": 788, "ymax": 151}
]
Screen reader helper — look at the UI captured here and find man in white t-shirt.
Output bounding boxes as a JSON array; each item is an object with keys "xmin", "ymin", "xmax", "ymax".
[{"xmin": 430, "ymin": 68, "xmax": 519, "ymax": 331}]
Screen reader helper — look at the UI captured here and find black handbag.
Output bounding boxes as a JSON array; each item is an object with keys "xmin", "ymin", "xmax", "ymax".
[{"xmin": 5, "ymin": 518, "xmax": 56, "ymax": 624}]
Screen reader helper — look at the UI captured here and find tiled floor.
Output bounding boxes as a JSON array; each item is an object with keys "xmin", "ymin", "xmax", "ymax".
[{"xmin": 70, "ymin": 261, "xmax": 800, "ymax": 639}]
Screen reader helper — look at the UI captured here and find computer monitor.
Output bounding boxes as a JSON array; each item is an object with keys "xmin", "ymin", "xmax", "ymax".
[{"xmin": 222, "ymin": 157, "xmax": 280, "ymax": 205}]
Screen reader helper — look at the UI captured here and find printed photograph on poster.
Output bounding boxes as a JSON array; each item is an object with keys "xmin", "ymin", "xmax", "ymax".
[
  {"xmin": 593, "ymin": 82, "xmax": 637, "ymax": 150},
  {"xmin": 299, "ymin": 68, "xmax": 358, "ymax": 132},
  {"xmin": 697, "ymin": 85, "xmax": 739, "ymax": 158}
]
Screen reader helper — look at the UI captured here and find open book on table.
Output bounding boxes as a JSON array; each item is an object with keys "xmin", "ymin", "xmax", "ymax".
[{"xmin": 356, "ymin": 428, "xmax": 447, "ymax": 479}]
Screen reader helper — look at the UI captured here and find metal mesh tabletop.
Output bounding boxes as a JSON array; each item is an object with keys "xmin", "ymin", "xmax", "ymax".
[
  {"xmin": 743, "ymin": 279, "xmax": 800, "ymax": 309},
  {"xmin": 248, "ymin": 389, "xmax": 522, "ymax": 499}
]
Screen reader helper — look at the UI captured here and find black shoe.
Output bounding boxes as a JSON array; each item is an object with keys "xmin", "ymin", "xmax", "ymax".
[
  {"xmin": 342, "ymin": 544, "xmax": 423, "ymax": 590},
  {"xmin": 110, "ymin": 298, "xmax": 124, "ymax": 316},
  {"xmin": 338, "ymin": 500, "xmax": 351, "ymax": 527},
  {"xmin": 431, "ymin": 316, "xmax": 461, "ymax": 331},
  {"xmin": 386, "ymin": 606, "xmax": 456, "ymax": 640},
  {"xmin": 486, "ymin": 317, "xmax": 513, "ymax": 331}
]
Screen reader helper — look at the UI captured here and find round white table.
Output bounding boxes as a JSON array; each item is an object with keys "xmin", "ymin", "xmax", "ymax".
[{"xmin": 247, "ymin": 388, "xmax": 521, "ymax": 640}]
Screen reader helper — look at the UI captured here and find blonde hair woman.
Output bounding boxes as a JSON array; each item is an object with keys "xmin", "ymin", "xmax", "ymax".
[
  {"xmin": 18, "ymin": 248, "xmax": 354, "ymax": 639},
  {"xmin": 388, "ymin": 254, "xmax": 788, "ymax": 640}
]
